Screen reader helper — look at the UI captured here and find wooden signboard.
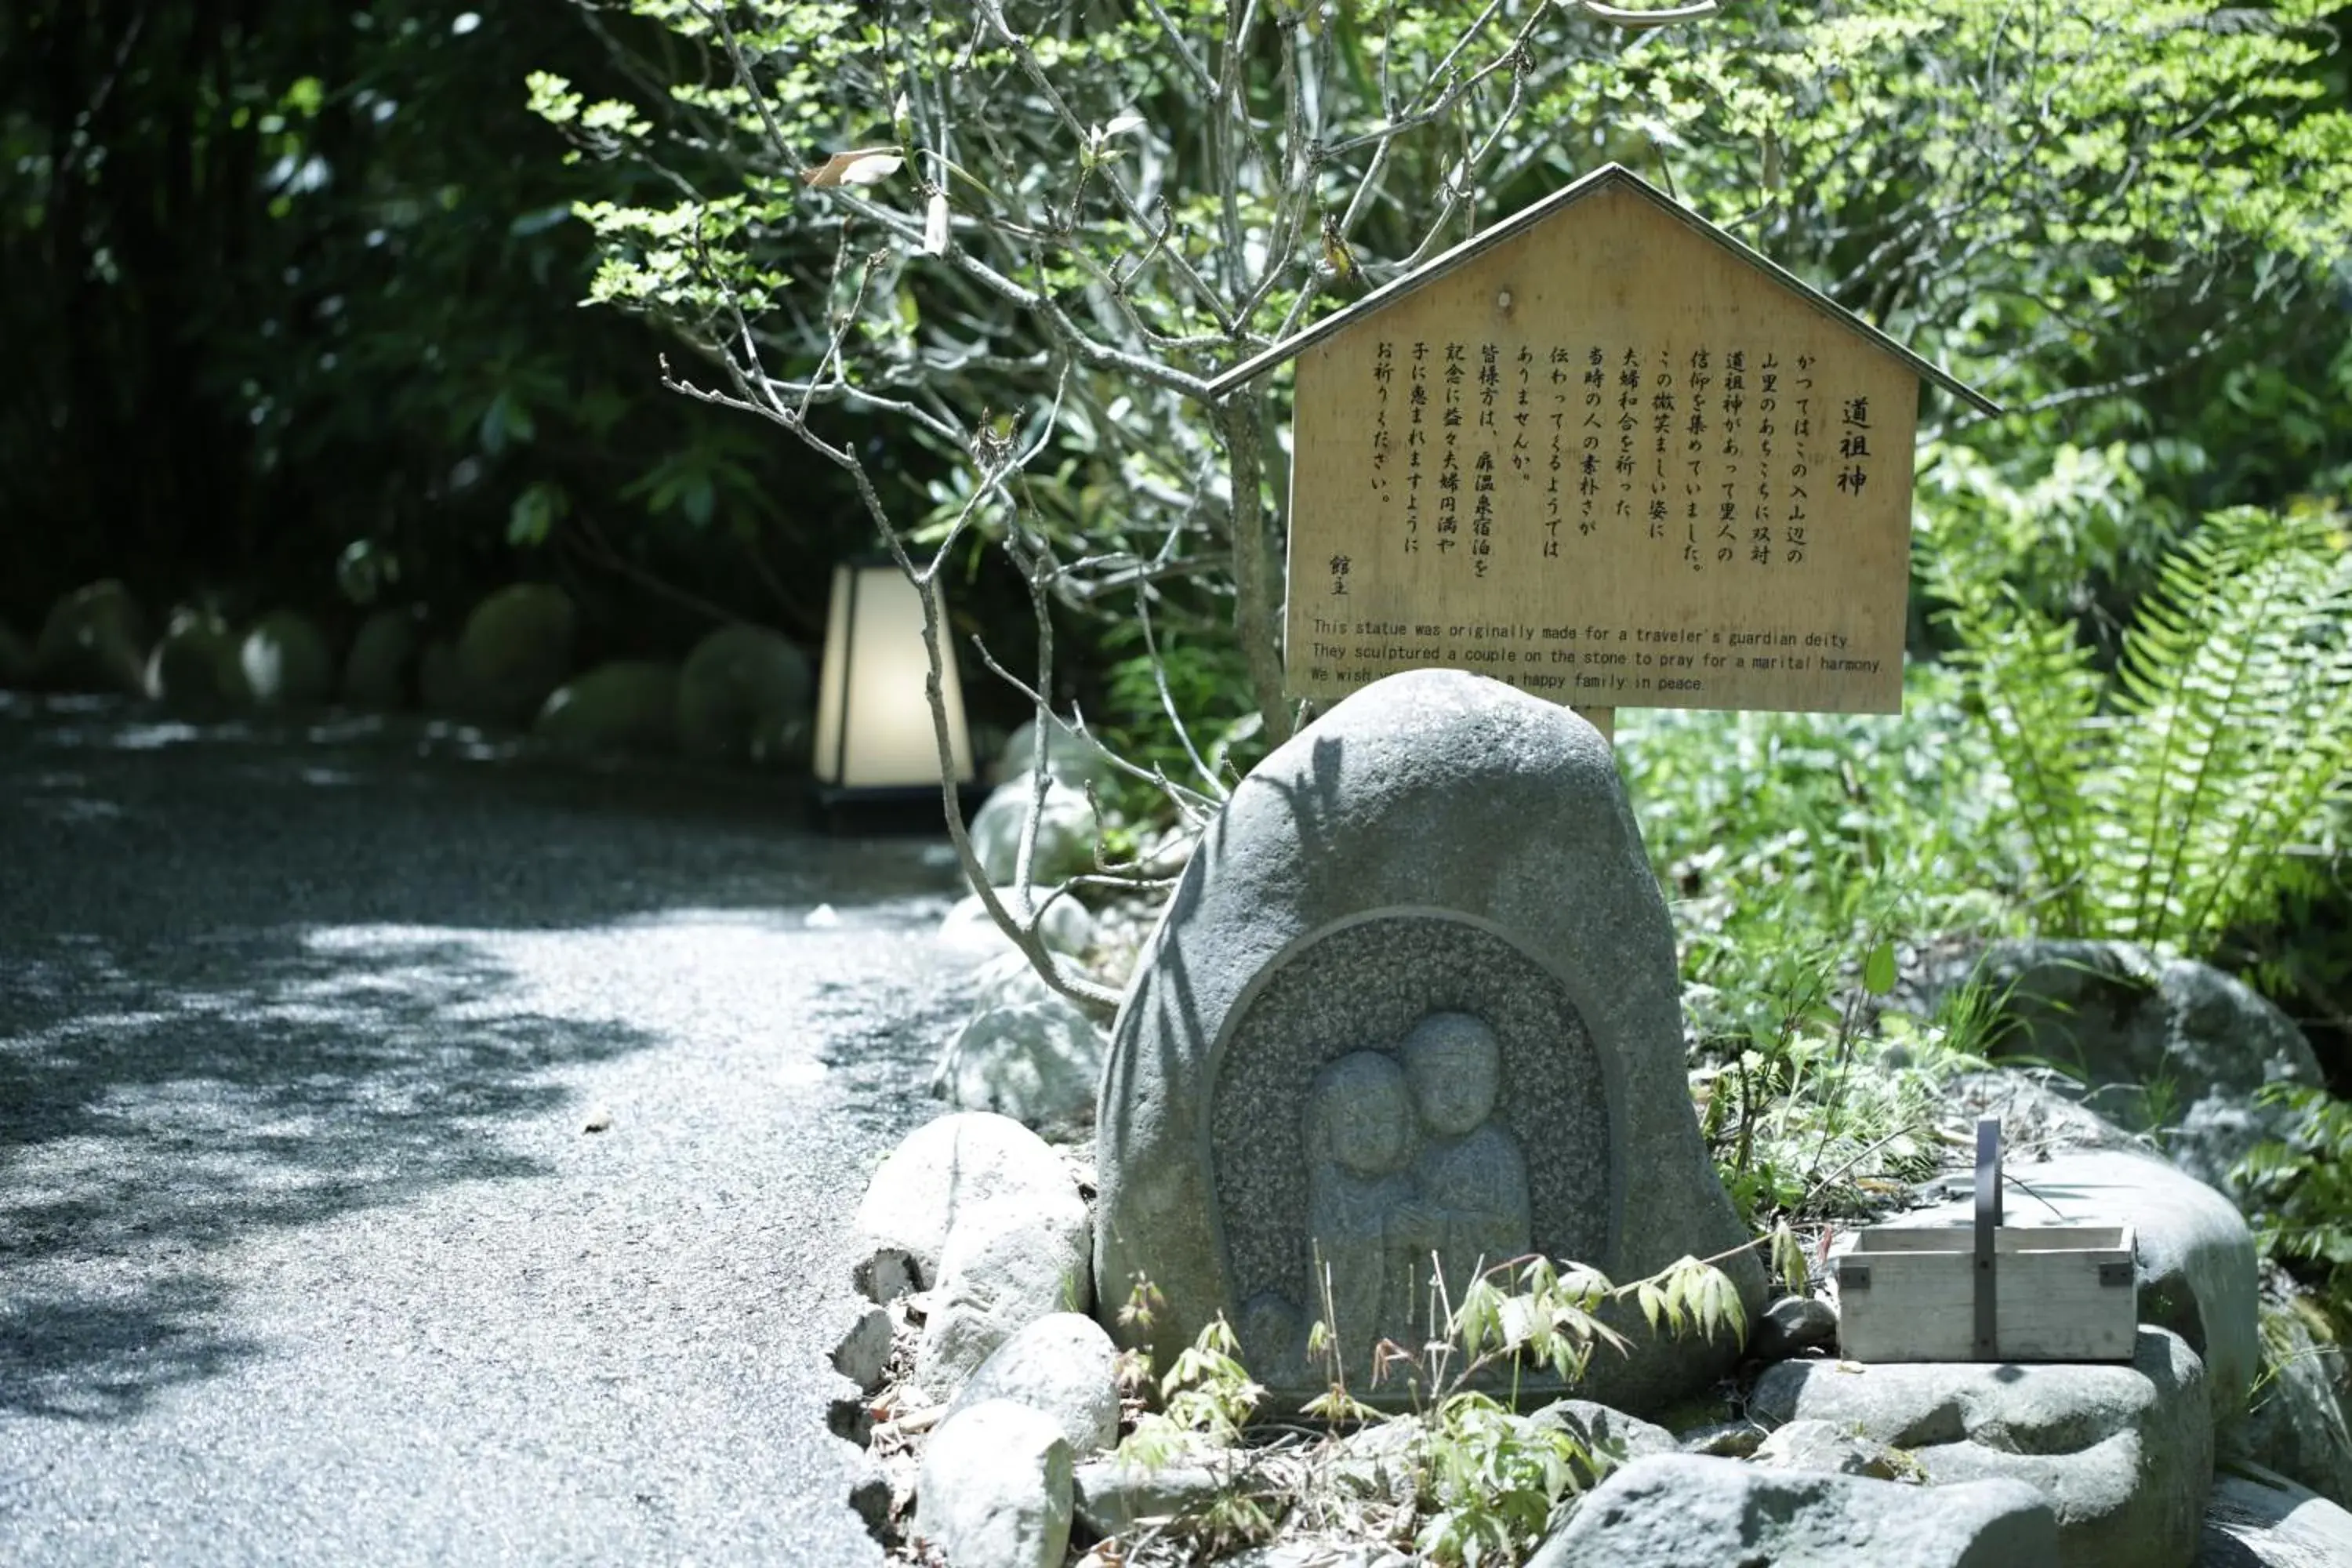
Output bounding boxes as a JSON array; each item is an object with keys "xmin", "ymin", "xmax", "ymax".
[{"xmin": 1210, "ymin": 165, "xmax": 1994, "ymax": 717}]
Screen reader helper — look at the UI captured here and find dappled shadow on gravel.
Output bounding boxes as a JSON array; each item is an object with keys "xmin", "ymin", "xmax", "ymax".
[
  {"xmin": 810, "ymin": 969, "xmax": 973, "ymax": 1138},
  {"xmin": 0, "ymin": 694, "xmax": 962, "ymax": 1420},
  {"xmin": 0, "ymin": 694, "xmax": 956, "ymax": 930},
  {"xmin": 0, "ymin": 924, "xmax": 641, "ymax": 1420},
  {"xmin": 2, "ymin": 1277, "xmax": 263, "ymax": 1421},
  {"xmin": 0, "ymin": 931, "xmax": 621, "ymax": 1265}
]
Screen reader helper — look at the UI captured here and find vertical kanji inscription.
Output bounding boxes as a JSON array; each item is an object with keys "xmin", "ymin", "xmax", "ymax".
[{"xmin": 1281, "ymin": 173, "xmax": 1927, "ymax": 715}]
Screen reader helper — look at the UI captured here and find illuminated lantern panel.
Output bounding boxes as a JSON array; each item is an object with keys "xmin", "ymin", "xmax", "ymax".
[{"xmin": 812, "ymin": 561, "xmax": 975, "ymax": 796}]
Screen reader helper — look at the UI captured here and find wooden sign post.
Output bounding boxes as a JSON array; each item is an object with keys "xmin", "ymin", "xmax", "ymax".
[{"xmin": 1207, "ymin": 165, "xmax": 1995, "ymax": 735}]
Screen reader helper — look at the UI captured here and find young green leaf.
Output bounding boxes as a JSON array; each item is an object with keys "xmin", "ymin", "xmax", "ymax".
[{"xmin": 1864, "ymin": 938, "xmax": 1898, "ymax": 996}]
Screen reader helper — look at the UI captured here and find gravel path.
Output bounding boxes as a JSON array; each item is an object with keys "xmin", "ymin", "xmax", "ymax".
[{"xmin": 0, "ymin": 695, "xmax": 974, "ymax": 1565}]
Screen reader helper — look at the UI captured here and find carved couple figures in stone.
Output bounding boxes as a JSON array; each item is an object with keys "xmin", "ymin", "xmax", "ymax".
[
  {"xmin": 1099, "ymin": 670, "xmax": 1769, "ymax": 1414},
  {"xmin": 1302, "ymin": 1011, "xmax": 1532, "ymax": 1380}
]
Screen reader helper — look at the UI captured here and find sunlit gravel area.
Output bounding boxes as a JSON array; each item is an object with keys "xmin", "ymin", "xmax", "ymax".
[{"xmin": 0, "ymin": 695, "xmax": 971, "ymax": 1566}]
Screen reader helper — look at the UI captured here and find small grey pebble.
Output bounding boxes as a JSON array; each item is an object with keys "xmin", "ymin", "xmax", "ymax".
[
  {"xmin": 1678, "ymin": 1418, "xmax": 1771, "ymax": 1458},
  {"xmin": 1754, "ymin": 1294, "xmax": 1840, "ymax": 1362}
]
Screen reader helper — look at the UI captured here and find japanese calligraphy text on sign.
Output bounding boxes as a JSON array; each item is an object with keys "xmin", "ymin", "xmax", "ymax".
[{"xmin": 1283, "ymin": 176, "xmax": 1924, "ymax": 715}]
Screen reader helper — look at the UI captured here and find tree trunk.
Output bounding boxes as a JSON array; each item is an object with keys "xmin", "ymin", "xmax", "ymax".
[{"xmin": 1219, "ymin": 387, "xmax": 1293, "ymax": 747}]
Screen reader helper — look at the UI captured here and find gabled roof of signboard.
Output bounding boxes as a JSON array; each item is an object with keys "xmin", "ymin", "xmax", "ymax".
[{"xmin": 1202, "ymin": 162, "xmax": 2000, "ymax": 417}]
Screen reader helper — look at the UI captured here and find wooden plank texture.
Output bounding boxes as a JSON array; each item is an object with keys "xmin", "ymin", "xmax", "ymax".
[
  {"xmin": 1285, "ymin": 179, "xmax": 1918, "ymax": 714},
  {"xmin": 1835, "ymin": 1225, "xmax": 2138, "ymax": 1364},
  {"xmin": 1853, "ymin": 1225, "xmax": 2131, "ymax": 1255}
]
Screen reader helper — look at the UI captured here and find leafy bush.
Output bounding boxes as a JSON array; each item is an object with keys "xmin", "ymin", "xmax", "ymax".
[
  {"xmin": 1686, "ymin": 923, "xmax": 1997, "ymax": 1228},
  {"xmin": 1, "ymin": 2, "xmax": 865, "ymax": 642},
  {"xmin": 1939, "ymin": 503, "xmax": 2352, "ymax": 967},
  {"xmin": 1396, "ymin": 1253, "xmax": 1751, "ymax": 1566},
  {"xmin": 2234, "ymin": 1083, "xmax": 2352, "ymax": 1327},
  {"xmin": 1621, "ymin": 663, "xmax": 2014, "ymax": 1002},
  {"xmin": 532, "ymin": 0, "xmax": 2352, "ymax": 748},
  {"xmin": 1111, "ymin": 1243, "xmax": 1764, "ymax": 1567}
]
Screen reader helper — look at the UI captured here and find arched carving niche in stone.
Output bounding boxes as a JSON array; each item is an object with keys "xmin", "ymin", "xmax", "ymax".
[{"xmin": 1209, "ymin": 910, "xmax": 1613, "ymax": 1392}]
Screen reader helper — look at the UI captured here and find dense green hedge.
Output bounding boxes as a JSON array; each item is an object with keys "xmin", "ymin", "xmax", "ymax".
[{"xmin": 0, "ymin": 0, "xmax": 887, "ymax": 663}]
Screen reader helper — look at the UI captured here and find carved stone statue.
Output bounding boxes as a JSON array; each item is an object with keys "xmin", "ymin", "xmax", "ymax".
[
  {"xmin": 1095, "ymin": 670, "xmax": 1770, "ymax": 1415},
  {"xmin": 1303, "ymin": 1051, "xmax": 1422, "ymax": 1377},
  {"xmin": 1400, "ymin": 1012, "xmax": 1532, "ymax": 1308},
  {"xmin": 1291, "ymin": 1014, "xmax": 1534, "ymax": 1384}
]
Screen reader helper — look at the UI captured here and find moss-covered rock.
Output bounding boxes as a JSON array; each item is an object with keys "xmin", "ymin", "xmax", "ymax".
[
  {"xmin": 676, "ymin": 622, "xmax": 813, "ymax": 766},
  {"xmin": 343, "ymin": 608, "xmax": 420, "ymax": 709},
  {"xmin": 456, "ymin": 583, "xmax": 576, "ymax": 723},
  {"xmin": 34, "ymin": 579, "xmax": 148, "ymax": 695},
  {"xmin": 145, "ymin": 613, "xmax": 249, "ymax": 711},
  {"xmin": 993, "ymin": 717, "xmax": 1115, "ymax": 791},
  {"xmin": 533, "ymin": 659, "xmax": 681, "ymax": 754},
  {"xmin": 2241, "ymin": 1295, "xmax": 2352, "ymax": 1506},
  {"xmin": 238, "ymin": 609, "xmax": 336, "ymax": 709},
  {"xmin": 969, "ymin": 782, "xmax": 1101, "ymax": 887}
]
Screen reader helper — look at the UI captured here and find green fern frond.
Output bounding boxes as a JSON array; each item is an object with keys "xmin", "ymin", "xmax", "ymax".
[
  {"xmin": 1954, "ymin": 504, "xmax": 2352, "ymax": 956},
  {"xmin": 2108, "ymin": 509, "xmax": 2295, "ymax": 942},
  {"xmin": 2205, "ymin": 514, "xmax": 2352, "ymax": 932},
  {"xmin": 2107, "ymin": 506, "xmax": 2352, "ymax": 949},
  {"xmin": 1941, "ymin": 582, "xmax": 2105, "ymax": 932}
]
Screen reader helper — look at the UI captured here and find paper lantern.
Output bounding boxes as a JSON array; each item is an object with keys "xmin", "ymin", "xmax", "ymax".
[{"xmin": 812, "ymin": 559, "xmax": 975, "ymax": 798}]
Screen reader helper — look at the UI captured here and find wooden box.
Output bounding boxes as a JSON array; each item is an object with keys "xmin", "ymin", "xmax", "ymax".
[
  {"xmin": 1831, "ymin": 1120, "xmax": 2139, "ymax": 1364},
  {"xmin": 1834, "ymin": 1222, "xmax": 2138, "ymax": 1363}
]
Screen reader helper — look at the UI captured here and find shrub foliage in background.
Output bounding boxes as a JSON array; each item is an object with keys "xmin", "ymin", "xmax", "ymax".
[
  {"xmin": 518, "ymin": 0, "xmax": 2352, "ymax": 1052},
  {"xmin": 0, "ymin": 0, "xmax": 863, "ymax": 644},
  {"xmin": 532, "ymin": 0, "xmax": 2352, "ymax": 766},
  {"xmin": 6, "ymin": 0, "xmax": 2348, "ymax": 1218},
  {"xmin": 1939, "ymin": 504, "xmax": 2352, "ymax": 974}
]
